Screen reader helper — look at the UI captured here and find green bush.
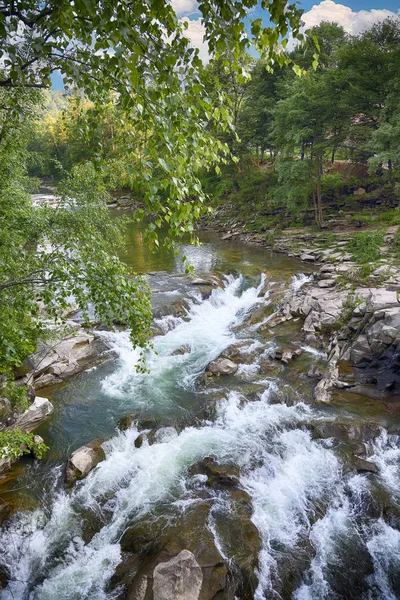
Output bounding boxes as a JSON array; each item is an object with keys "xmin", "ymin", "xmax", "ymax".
[
  {"xmin": 347, "ymin": 230, "xmax": 384, "ymax": 264},
  {"xmin": 0, "ymin": 430, "xmax": 49, "ymax": 460}
]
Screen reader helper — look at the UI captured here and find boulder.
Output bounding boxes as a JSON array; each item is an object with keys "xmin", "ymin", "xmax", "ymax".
[
  {"xmin": 66, "ymin": 438, "xmax": 105, "ymax": 482},
  {"xmin": 34, "ymin": 371, "xmax": 63, "ymax": 389},
  {"xmin": 318, "ymin": 279, "xmax": 336, "ymax": 288},
  {"xmin": 153, "ymin": 550, "xmax": 203, "ymax": 600},
  {"xmin": 311, "ymin": 423, "xmax": 381, "ymax": 445},
  {"xmin": 117, "ymin": 414, "xmax": 157, "ymax": 432},
  {"xmin": 190, "ymin": 276, "xmax": 221, "ymax": 287},
  {"xmin": 148, "ymin": 427, "xmax": 178, "ymax": 445},
  {"xmin": 300, "ymin": 253, "xmax": 316, "ymax": 262},
  {"xmin": 354, "ymin": 457, "xmax": 379, "ymax": 474},
  {"xmin": 191, "ymin": 457, "xmax": 240, "ymax": 488},
  {"xmin": 353, "ymin": 187, "xmax": 366, "ymax": 196},
  {"xmin": 171, "ymin": 344, "xmax": 191, "ymax": 356},
  {"xmin": 219, "ymin": 341, "xmax": 256, "ymax": 363},
  {"xmin": 9, "ymin": 396, "xmax": 53, "ymax": 433},
  {"xmin": 205, "ymin": 358, "xmax": 238, "ymax": 376},
  {"xmin": 270, "ymin": 347, "xmax": 302, "ymax": 364},
  {"xmin": 27, "ymin": 331, "xmax": 113, "ymax": 388}
]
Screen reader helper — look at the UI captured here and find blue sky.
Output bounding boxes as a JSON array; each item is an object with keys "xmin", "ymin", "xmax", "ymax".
[{"xmin": 52, "ymin": 0, "xmax": 399, "ymax": 89}]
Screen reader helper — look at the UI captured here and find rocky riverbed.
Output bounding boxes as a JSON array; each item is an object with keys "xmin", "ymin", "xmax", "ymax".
[{"xmin": 1, "ymin": 225, "xmax": 400, "ymax": 600}]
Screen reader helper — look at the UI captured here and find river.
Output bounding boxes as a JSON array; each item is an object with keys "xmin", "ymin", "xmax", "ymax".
[{"xmin": 0, "ymin": 221, "xmax": 399, "ymax": 599}]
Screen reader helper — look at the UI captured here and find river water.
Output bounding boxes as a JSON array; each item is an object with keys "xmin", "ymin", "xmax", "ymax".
[{"xmin": 0, "ymin": 223, "xmax": 399, "ymax": 599}]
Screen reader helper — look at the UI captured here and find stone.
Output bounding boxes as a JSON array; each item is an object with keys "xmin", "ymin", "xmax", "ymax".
[
  {"xmin": 117, "ymin": 414, "xmax": 157, "ymax": 432},
  {"xmin": 171, "ymin": 344, "xmax": 191, "ymax": 356},
  {"xmin": 311, "ymin": 423, "xmax": 381, "ymax": 445},
  {"xmin": 149, "ymin": 427, "xmax": 178, "ymax": 445},
  {"xmin": 191, "ymin": 276, "xmax": 220, "ymax": 287},
  {"xmin": 219, "ymin": 341, "xmax": 255, "ymax": 362},
  {"xmin": 33, "ymin": 372, "xmax": 63, "ymax": 389},
  {"xmin": 307, "ymin": 365, "xmax": 323, "ymax": 380},
  {"xmin": 206, "ymin": 358, "xmax": 238, "ymax": 376},
  {"xmin": 192, "ymin": 457, "xmax": 240, "ymax": 487},
  {"xmin": 320, "ymin": 264, "xmax": 335, "ymax": 274},
  {"xmin": 153, "ymin": 550, "xmax": 203, "ymax": 600},
  {"xmin": 300, "ymin": 253, "xmax": 316, "ymax": 262},
  {"xmin": 318, "ymin": 279, "xmax": 336, "ymax": 288},
  {"xmin": 66, "ymin": 438, "xmax": 105, "ymax": 482},
  {"xmin": 354, "ymin": 457, "xmax": 379, "ymax": 474},
  {"xmin": 270, "ymin": 347, "xmax": 302, "ymax": 364},
  {"xmin": 9, "ymin": 396, "xmax": 53, "ymax": 433}
]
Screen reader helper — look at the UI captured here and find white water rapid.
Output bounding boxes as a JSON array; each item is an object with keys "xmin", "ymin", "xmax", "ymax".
[{"xmin": 0, "ymin": 274, "xmax": 399, "ymax": 600}]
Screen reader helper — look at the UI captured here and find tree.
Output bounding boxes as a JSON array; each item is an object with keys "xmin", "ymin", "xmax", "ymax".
[
  {"xmin": 0, "ymin": 1, "xmax": 310, "ymax": 458},
  {"xmin": 273, "ymin": 71, "xmax": 352, "ymax": 226}
]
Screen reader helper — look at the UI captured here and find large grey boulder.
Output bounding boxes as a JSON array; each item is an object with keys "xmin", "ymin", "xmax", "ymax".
[
  {"xmin": 66, "ymin": 439, "xmax": 105, "ymax": 482},
  {"xmin": 24, "ymin": 330, "xmax": 114, "ymax": 390},
  {"xmin": 9, "ymin": 396, "xmax": 53, "ymax": 433},
  {"xmin": 206, "ymin": 358, "xmax": 238, "ymax": 376},
  {"xmin": 153, "ymin": 550, "xmax": 203, "ymax": 600}
]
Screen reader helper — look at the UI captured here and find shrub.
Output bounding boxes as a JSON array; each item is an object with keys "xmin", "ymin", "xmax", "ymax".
[{"xmin": 347, "ymin": 230, "xmax": 384, "ymax": 264}]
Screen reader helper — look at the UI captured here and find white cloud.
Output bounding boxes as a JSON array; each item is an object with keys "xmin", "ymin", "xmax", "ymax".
[
  {"xmin": 301, "ymin": 0, "xmax": 399, "ymax": 35},
  {"xmin": 181, "ymin": 17, "xmax": 209, "ymax": 62},
  {"xmin": 171, "ymin": 0, "xmax": 198, "ymax": 16}
]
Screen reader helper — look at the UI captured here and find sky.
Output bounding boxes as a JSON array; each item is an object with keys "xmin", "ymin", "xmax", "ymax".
[
  {"xmin": 51, "ymin": 0, "xmax": 399, "ymax": 89},
  {"xmin": 173, "ymin": 0, "xmax": 400, "ymax": 61}
]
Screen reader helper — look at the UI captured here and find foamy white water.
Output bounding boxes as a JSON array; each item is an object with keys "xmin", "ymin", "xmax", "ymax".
[{"xmin": 0, "ymin": 273, "xmax": 399, "ymax": 600}]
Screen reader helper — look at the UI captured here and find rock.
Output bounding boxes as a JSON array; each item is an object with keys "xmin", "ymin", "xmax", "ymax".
[
  {"xmin": 307, "ymin": 365, "xmax": 323, "ymax": 380},
  {"xmin": 320, "ymin": 264, "xmax": 335, "ymax": 274},
  {"xmin": 192, "ymin": 457, "xmax": 240, "ymax": 487},
  {"xmin": 205, "ymin": 358, "xmax": 238, "ymax": 376},
  {"xmin": 270, "ymin": 347, "xmax": 302, "ymax": 364},
  {"xmin": 191, "ymin": 276, "xmax": 220, "ymax": 287},
  {"xmin": 353, "ymin": 187, "xmax": 366, "ymax": 196},
  {"xmin": 300, "ymin": 253, "xmax": 316, "ymax": 262},
  {"xmin": 9, "ymin": 396, "xmax": 53, "ymax": 433},
  {"xmin": 354, "ymin": 457, "xmax": 379, "ymax": 474},
  {"xmin": 66, "ymin": 438, "xmax": 105, "ymax": 482},
  {"xmin": 117, "ymin": 414, "xmax": 157, "ymax": 432},
  {"xmin": 311, "ymin": 423, "xmax": 381, "ymax": 445},
  {"xmin": 318, "ymin": 279, "xmax": 336, "ymax": 288},
  {"xmin": 27, "ymin": 332, "xmax": 113, "ymax": 386},
  {"xmin": 34, "ymin": 372, "xmax": 63, "ymax": 389},
  {"xmin": 219, "ymin": 341, "xmax": 255, "ymax": 363},
  {"xmin": 171, "ymin": 344, "xmax": 191, "ymax": 356},
  {"xmin": 134, "ymin": 433, "xmax": 145, "ymax": 448},
  {"xmin": 148, "ymin": 427, "xmax": 178, "ymax": 445},
  {"xmin": 350, "ymin": 335, "xmax": 373, "ymax": 364},
  {"xmin": 153, "ymin": 550, "xmax": 203, "ymax": 600}
]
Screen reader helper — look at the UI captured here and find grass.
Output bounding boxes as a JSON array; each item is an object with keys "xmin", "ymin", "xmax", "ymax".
[{"xmin": 347, "ymin": 230, "xmax": 384, "ymax": 264}]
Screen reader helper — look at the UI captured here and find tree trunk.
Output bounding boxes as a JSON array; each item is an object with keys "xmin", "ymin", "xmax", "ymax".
[{"xmin": 316, "ymin": 158, "xmax": 323, "ymax": 227}]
